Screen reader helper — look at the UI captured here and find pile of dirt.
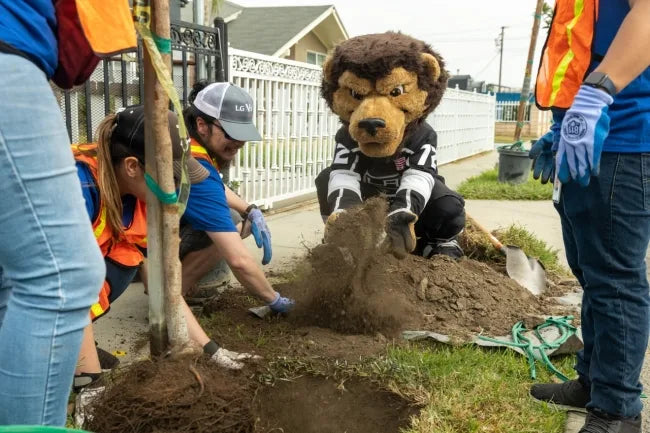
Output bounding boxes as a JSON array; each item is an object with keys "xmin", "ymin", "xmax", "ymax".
[
  {"xmin": 285, "ymin": 197, "xmax": 571, "ymax": 339},
  {"xmin": 255, "ymin": 375, "xmax": 417, "ymax": 433},
  {"xmin": 85, "ymin": 357, "xmax": 255, "ymax": 433}
]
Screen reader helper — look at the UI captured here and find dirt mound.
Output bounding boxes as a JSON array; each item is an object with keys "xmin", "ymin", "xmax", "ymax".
[
  {"xmin": 255, "ymin": 375, "xmax": 417, "ymax": 433},
  {"xmin": 85, "ymin": 357, "xmax": 255, "ymax": 433},
  {"xmin": 286, "ymin": 197, "xmax": 569, "ymax": 339}
]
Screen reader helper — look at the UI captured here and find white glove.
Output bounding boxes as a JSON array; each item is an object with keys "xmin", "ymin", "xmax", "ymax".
[{"xmin": 209, "ymin": 347, "xmax": 261, "ymax": 370}]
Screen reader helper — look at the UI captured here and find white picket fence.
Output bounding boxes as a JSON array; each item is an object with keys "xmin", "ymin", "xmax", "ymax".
[{"xmin": 228, "ymin": 48, "xmax": 496, "ymax": 208}]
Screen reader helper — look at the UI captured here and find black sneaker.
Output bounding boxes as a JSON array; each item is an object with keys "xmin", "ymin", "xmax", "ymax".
[
  {"xmin": 422, "ymin": 238, "xmax": 464, "ymax": 259},
  {"xmin": 579, "ymin": 411, "xmax": 641, "ymax": 433},
  {"xmin": 530, "ymin": 379, "xmax": 590, "ymax": 411},
  {"xmin": 96, "ymin": 346, "xmax": 120, "ymax": 371}
]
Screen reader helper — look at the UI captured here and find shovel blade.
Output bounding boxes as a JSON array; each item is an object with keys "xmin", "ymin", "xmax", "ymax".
[{"xmin": 504, "ymin": 245, "xmax": 546, "ymax": 296}]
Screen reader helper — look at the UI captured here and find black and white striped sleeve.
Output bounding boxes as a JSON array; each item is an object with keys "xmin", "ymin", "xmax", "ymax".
[
  {"xmin": 388, "ymin": 133, "xmax": 438, "ymax": 217},
  {"xmin": 327, "ymin": 141, "xmax": 363, "ymax": 213}
]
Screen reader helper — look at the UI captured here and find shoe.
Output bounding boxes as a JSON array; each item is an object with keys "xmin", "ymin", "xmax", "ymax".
[
  {"xmin": 530, "ymin": 379, "xmax": 590, "ymax": 411},
  {"xmin": 579, "ymin": 411, "xmax": 641, "ymax": 433},
  {"xmin": 422, "ymin": 238, "xmax": 464, "ymax": 259},
  {"xmin": 96, "ymin": 346, "xmax": 120, "ymax": 371},
  {"xmin": 73, "ymin": 372, "xmax": 103, "ymax": 394}
]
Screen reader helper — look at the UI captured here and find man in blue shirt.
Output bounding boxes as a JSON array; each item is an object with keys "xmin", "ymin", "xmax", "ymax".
[
  {"xmin": 529, "ymin": 1, "xmax": 650, "ymax": 431},
  {"xmin": 180, "ymin": 82, "xmax": 294, "ymax": 329}
]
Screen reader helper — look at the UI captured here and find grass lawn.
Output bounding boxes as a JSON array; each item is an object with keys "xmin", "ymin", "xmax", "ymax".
[
  {"xmin": 259, "ymin": 343, "xmax": 576, "ymax": 433},
  {"xmin": 457, "ymin": 168, "xmax": 553, "ymax": 201}
]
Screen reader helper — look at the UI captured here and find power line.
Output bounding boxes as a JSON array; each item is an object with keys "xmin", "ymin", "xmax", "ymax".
[{"xmin": 473, "ymin": 53, "xmax": 500, "ymax": 77}]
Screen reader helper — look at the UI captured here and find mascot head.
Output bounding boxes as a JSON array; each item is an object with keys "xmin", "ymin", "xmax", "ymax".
[{"xmin": 321, "ymin": 32, "xmax": 448, "ymax": 158}]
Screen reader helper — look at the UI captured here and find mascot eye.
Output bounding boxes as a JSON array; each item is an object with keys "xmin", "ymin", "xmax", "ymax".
[
  {"xmin": 390, "ymin": 85, "xmax": 405, "ymax": 97},
  {"xmin": 350, "ymin": 89, "xmax": 364, "ymax": 100}
]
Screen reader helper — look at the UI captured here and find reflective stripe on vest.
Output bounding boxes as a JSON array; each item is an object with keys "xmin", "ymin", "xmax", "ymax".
[
  {"xmin": 90, "ymin": 280, "xmax": 111, "ymax": 320},
  {"xmin": 535, "ymin": 0, "xmax": 598, "ymax": 109},
  {"xmin": 190, "ymin": 139, "xmax": 220, "ymax": 170}
]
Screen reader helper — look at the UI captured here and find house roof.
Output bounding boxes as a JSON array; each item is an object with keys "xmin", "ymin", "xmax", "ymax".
[{"xmin": 222, "ymin": 2, "xmax": 347, "ymax": 56}]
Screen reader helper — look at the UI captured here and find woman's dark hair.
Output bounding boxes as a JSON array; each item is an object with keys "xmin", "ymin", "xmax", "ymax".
[{"xmin": 184, "ymin": 80, "xmax": 215, "ymax": 142}]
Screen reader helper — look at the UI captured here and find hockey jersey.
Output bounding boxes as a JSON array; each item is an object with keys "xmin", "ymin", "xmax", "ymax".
[{"xmin": 327, "ymin": 122, "xmax": 444, "ymax": 216}]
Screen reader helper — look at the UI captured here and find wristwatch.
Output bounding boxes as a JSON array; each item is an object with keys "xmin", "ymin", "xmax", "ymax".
[{"xmin": 583, "ymin": 71, "xmax": 617, "ymax": 96}]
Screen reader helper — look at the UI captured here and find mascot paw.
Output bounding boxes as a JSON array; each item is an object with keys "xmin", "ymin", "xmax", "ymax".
[{"xmin": 385, "ymin": 210, "xmax": 418, "ymax": 259}]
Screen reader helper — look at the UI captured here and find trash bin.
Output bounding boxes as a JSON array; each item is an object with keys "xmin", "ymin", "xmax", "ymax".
[{"xmin": 497, "ymin": 142, "xmax": 531, "ymax": 185}]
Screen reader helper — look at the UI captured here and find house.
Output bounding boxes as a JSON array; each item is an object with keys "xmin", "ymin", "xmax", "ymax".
[
  {"xmin": 448, "ymin": 74, "xmax": 487, "ymax": 93},
  {"xmin": 217, "ymin": 1, "xmax": 348, "ymax": 64}
]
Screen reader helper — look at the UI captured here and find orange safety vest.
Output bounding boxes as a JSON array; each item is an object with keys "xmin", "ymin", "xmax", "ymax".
[
  {"xmin": 190, "ymin": 138, "xmax": 220, "ymax": 171},
  {"xmin": 535, "ymin": 0, "xmax": 599, "ymax": 110},
  {"xmin": 72, "ymin": 144, "xmax": 147, "ymax": 320}
]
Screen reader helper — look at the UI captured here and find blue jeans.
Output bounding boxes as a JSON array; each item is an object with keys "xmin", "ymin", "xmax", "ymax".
[
  {"xmin": 0, "ymin": 54, "xmax": 105, "ymax": 426},
  {"xmin": 555, "ymin": 152, "xmax": 650, "ymax": 417}
]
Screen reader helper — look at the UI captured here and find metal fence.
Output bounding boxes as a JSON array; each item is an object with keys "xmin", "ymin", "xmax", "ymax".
[
  {"xmin": 52, "ymin": 20, "xmax": 226, "ymax": 144},
  {"xmin": 495, "ymin": 100, "xmax": 532, "ymax": 122}
]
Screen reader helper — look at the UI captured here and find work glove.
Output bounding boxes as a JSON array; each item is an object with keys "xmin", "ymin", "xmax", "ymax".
[
  {"xmin": 385, "ymin": 210, "xmax": 418, "ymax": 259},
  {"xmin": 556, "ymin": 85, "xmax": 613, "ymax": 186},
  {"xmin": 210, "ymin": 347, "xmax": 261, "ymax": 370},
  {"xmin": 268, "ymin": 292, "xmax": 295, "ymax": 314},
  {"xmin": 244, "ymin": 204, "xmax": 272, "ymax": 265}
]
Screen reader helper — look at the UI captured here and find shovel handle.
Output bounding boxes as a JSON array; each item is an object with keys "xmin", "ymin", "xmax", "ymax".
[{"xmin": 466, "ymin": 214, "xmax": 505, "ymax": 252}]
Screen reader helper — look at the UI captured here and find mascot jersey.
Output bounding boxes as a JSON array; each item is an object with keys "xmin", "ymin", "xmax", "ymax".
[{"xmin": 327, "ymin": 122, "xmax": 443, "ymax": 217}]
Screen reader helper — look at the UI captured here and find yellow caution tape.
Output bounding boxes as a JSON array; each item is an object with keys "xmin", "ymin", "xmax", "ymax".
[{"xmin": 133, "ymin": 1, "xmax": 190, "ymax": 216}]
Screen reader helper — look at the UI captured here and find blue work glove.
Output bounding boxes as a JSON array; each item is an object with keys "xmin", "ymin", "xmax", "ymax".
[
  {"xmin": 556, "ymin": 85, "xmax": 613, "ymax": 186},
  {"xmin": 528, "ymin": 115, "xmax": 562, "ymax": 184},
  {"xmin": 268, "ymin": 292, "xmax": 294, "ymax": 313},
  {"xmin": 245, "ymin": 205, "xmax": 272, "ymax": 265}
]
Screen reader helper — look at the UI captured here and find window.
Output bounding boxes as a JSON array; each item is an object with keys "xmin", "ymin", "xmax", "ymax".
[{"xmin": 306, "ymin": 51, "xmax": 327, "ymax": 66}]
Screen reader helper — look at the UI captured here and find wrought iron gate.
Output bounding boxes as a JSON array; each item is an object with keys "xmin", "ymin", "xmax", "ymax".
[{"xmin": 53, "ymin": 19, "xmax": 227, "ymax": 144}]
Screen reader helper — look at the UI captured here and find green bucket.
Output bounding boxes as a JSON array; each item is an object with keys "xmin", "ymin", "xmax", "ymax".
[{"xmin": 0, "ymin": 427, "xmax": 90, "ymax": 433}]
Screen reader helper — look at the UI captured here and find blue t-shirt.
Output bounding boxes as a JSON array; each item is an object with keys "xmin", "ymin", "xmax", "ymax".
[
  {"xmin": 591, "ymin": 0, "xmax": 650, "ymax": 151},
  {"xmin": 76, "ymin": 162, "xmax": 136, "ymax": 227},
  {"xmin": 0, "ymin": 0, "xmax": 58, "ymax": 77},
  {"xmin": 181, "ymin": 159, "xmax": 237, "ymax": 233}
]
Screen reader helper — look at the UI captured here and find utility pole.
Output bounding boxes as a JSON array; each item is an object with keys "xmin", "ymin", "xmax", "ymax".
[
  {"xmin": 514, "ymin": 0, "xmax": 545, "ymax": 142},
  {"xmin": 498, "ymin": 26, "xmax": 505, "ymax": 93}
]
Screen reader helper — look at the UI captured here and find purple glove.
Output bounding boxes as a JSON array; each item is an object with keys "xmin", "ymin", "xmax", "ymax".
[
  {"xmin": 268, "ymin": 292, "xmax": 294, "ymax": 314},
  {"xmin": 556, "ymin": 85, "xmax": 613, "ymax": 186}
]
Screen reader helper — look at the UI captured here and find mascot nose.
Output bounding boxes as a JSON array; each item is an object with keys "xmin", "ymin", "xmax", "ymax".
[{"xmin": 357, "ymin": 118, "xmax": 386, "ymax": 136}]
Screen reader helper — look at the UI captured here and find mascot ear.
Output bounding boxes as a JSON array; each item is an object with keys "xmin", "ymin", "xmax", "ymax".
[
  {"xmin": 322, "ymin": 53, "xmax": 335, "ymax": 84},
  {"xmin": 421, "ymin": 53, "xmax": 441, "ymax": 82}
]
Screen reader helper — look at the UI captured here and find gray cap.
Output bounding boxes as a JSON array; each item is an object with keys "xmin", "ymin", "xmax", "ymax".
[{"xmin": 192, "ymin": 82, "xmax": 262, "ymax": 142}]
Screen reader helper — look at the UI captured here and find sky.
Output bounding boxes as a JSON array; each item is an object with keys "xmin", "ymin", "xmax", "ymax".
[{"xmin": 235, "ymin": 0, "xmax": 554, "ymax": 90}]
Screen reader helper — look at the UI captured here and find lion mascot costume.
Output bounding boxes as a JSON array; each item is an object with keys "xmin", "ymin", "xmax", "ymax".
[{"xmin": 316, "ymin": 32, "xmax": 466, "ymax": 259}]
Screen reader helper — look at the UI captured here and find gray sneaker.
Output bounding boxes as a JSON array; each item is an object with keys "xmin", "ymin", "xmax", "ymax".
[
  {"xmin": 422, "ymin": 238, "xmax": 464, "ymax": 259},
  {"xmin": 579, "ymin": 411, "xmax": 641, "ymax": 433},
  {"xmin": 530, "ymin": 379, "xmax": 590, "ymax": 411}
]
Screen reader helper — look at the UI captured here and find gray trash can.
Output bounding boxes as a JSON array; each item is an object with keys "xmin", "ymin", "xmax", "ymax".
[{"xmin": 497, "ymin": 143, "xmax": 531, "ymax": 185}]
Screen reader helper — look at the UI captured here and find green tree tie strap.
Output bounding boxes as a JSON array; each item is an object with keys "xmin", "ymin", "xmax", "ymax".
[{"xmin": 145, "ymin": 173, "xmax": 178, "ymax": 204}]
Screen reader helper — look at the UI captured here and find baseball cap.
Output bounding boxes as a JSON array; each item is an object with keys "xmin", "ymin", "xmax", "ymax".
[
  {"xmin": 112, "ymin": 105, "xmax": 209, "ymax": 184},
  {"xmin": 192, "ymin": 82, "xmax": 262, "ymax": 142}
]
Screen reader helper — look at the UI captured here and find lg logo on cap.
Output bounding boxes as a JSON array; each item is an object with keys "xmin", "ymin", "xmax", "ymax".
[{"xmin": 235, "ymin": 104, "xmax": 253, "ymax": 112}]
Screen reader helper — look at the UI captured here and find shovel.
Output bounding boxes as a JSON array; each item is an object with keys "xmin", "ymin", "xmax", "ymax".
[{"xmin": 466, "ymin": 214, "xmax": 546, "ymax": 296}]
